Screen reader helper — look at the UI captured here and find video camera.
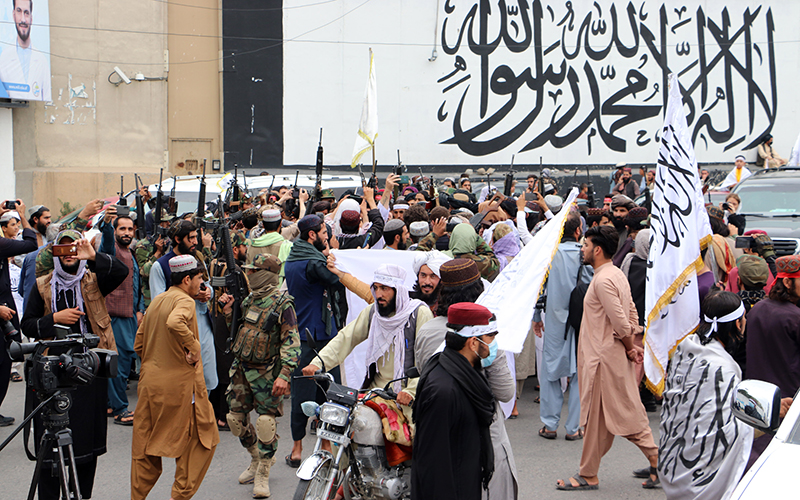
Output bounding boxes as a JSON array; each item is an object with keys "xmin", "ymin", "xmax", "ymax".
[{"xmin": 8, "ymin": 326, "xmax": 117, "ymax": 395}]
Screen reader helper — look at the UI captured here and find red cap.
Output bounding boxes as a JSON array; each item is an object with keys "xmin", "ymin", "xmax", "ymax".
[{"xmin": 447, "ymin": 302, "xmax": 493, "ymax": 326}]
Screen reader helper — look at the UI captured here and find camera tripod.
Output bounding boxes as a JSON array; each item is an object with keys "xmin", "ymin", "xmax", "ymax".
[{"xmin": 0, "ymin": 390, "xmax": 83, "ymax": 500}]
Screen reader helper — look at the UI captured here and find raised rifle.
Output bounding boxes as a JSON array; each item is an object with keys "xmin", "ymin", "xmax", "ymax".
[
  {"xmin": 308, "ymin": 128, "xmax": 323, "ymax": 214},
  {"xmin": 230, "ymin": 164, "xmax": 241, "ymax": 212},
  {"xmin": 153, "ymin": 168, "xmax": 165, "ymax": 239},
  {"xmin": 134, "ymin": 174, "xmax": 146, "ymax": 240},
  {"xmin": 539, "ymin": 156, "xmax": 545, "ymax": 195},
  {"xmin": 167, "ymin": 174, "xmax": 177, "ymax": 216},
  {"xmin": 197, "ymin": 159, "xmax": 207, "ymax": 220},
  {"xmin": 503, "ymin": 154, "xmax": 516, "ymax": 197},
  {"xmin": 211, "ymin": 224, "xmax": 248, "ymax": 353},
  {"xmin": 357, "ymin": 164, "xmax": 367, "ymax": 188},
  {"xmin": 117, "ymin": 176, "xmax": 127, "ymax": 206},
  {"xmin": 586, "ymin": 166, "xmax": 596, "ymax": 208}
]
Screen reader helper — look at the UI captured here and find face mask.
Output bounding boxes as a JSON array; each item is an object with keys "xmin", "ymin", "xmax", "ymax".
[{"xmin": 477, "ymin": 338, "xmax": 498, "ymax": 368}]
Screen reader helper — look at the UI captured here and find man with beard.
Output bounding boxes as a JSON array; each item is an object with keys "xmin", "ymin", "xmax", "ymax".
[
  {"xmin": 0, "ymin": 0, "xmax": 51, "ymax": 101},
  {"xmin": 284, "ymin": 215, "xmax": 345, "ymax": 467},
  {"xmin": 410, "ymin": 251, "xmax": 448, "ymax": 312},
  {"xmin": 613, "ymin": 167, "xmax": 640, "ymax": 198},
  {"xmin": 150, "ymin": 220, "xmax": 218, "ymax": 393},
  {"xmin": 132, "ymin": 255, "xmax": 219, "ymax": 500},
  {"xmin": 610, "ymin": 194, "xmax": 636, "ymax": 249},
  {"xmin": 98, "ymin": 209, "xmax": 145, "ymax": 425},
  {"xmin": 557, "ymin": 225, "xmax": 657, "ymax": 491},
  {"xmin": 534, "ymin": 214, "xmax": 593, "ymax": 441},
  {"xmin": 208, "ymin": 230, "xmax": 249, "ymax": 431},
  {"xmin": 22, "ymin": 230, "xmax": 128, "ymax": 499},
  {"xmin": 412, "ymin": 302, "xmax": 497, "ymax": 500},
  {"xmin": 383, "ymin": 219, "xmax": 410, "ymax": 250},
  {"xmin": 247, "ymin": 209, "xmax": 293, "ymax": 285},
  {"xmin": 302, "ymin": 264, "xmax": 433, "ymax": 418},
  {"xmin": 27, "ymin": 205, "xmax": 51, "ymax": 247}
]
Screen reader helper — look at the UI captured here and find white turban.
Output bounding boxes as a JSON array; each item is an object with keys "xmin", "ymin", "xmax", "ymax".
[{"xmin": 412, "ymin": 250, "xmax": 450, "ymax": 278}]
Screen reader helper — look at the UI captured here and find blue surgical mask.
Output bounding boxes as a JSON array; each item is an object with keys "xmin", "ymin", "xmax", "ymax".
[{"xmin": 480, "ymin": 338, "xmax": 498, "ymax": 368}]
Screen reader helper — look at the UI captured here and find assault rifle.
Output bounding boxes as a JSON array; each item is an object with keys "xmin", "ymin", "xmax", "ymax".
[
  {"xmin": 134, "ymin": 174, "xmax": 146, "ymax": 240},
  {"xmin": 167, "ymin": 175, "xmax": 177, "ymax": 216},
  {"xmin": 586, "ymin": 166, "xmax": 596, "ymax": 208},
  {"xmin": 211, "ymin": 224, "xmax": 248, "ymax": 353},
  {"xmin": 307, "ymin": 128, "xmax": 323, "ymax": 214},
  {"xmin": 153, "ymin": 168, "xmax": 168, "ymax": 239},
  {"xmin": 117, "ymin": 176, "xmax": 127, "ymax": 206},
  {"xmin": 503, "ymin": 154, "xmax": 516, "ymax": 197},
  {"xmin": 197, "ymin": 159, "xmax": 207, "ymax": 220}
]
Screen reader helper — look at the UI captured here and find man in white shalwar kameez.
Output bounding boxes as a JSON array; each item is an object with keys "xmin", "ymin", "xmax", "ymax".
[{"xmin": 720, "ymin": 155, "xmax": 752, "ymax": 189}]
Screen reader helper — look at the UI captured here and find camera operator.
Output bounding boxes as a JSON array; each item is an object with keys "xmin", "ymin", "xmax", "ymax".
[
  {"xmin": 21, "ymin": 229, "xmax": 129, "ymax": 499},
  {"xmin": 0, "ymin": 199, "xmax": 38, "ymax": 427}
]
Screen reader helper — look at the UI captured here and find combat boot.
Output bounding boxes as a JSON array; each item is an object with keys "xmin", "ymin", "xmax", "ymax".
[
  {"xmin": 238, "ymin": 445, "xmax": 259, "ymax": 484},
  {"xmin": 252, "ymin": 456, "xmax": 276, "ymax": 498}
]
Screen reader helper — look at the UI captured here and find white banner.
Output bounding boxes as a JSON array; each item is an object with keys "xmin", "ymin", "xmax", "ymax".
[
  {"xmin": 477, "ymin": 188, "xmax": 579, "ymax": 354},
  {"xmin": 789, "ymin": 129, "xmax": 800, "ymax": 166},
  {"xmin": 644, "ymin": 73, "xmax": 713, "ymax": 395}
]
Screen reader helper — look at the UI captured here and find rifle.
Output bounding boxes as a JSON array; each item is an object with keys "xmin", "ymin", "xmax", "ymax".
[
  {"xmin": 538, "ymin": 156, "xmax": 545, "ymax": 195},
  {"xmin": 503, "ymin": 154, "xmax": 516, "ymax": 197},
  {"xmin": 586, "ymin": 166, "xmax": 596, "ymax": 208},
  {"xmin": 357, "ymin": 164, "xmax": 367, "ymax": 188},
  {"xmin": 211, "ymin": 224, "xmax": 248, "ymax": 353},
  {"xmin": 117, "ymin": 176, "xmax": 127, "ymax": 206},
  {"xmin": 154, "ymin": 168, "xmax": 165, "ymax": 239},
  {"xmin": 197, "ymin": 159, "xmax": 207, "ymax": 220},
  {"xmin": 167, "ymin": 175, "xmax": 177, "ymax": 216},
  {"xmin": 307, "ymin": 128, "xmax": 323, "ymax": 214},
  {"xmin": 229, "ymin": 164, "xmax": 241, "ymax": 212},
  {"xmin": 134, "ymin": 174, "xmax": 146, "ymax": 240}
]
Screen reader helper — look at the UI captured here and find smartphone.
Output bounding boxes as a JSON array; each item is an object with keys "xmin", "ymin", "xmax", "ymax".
[
  {"xmin": 114, "ymin": 205, "xmax": 130, "ymax": 217},
  {"xmin": 53, "ymin": 243, "xmax": 78, "ymax": 257},
  {"xmin": 525, "ymin": 192, "xmax": 538, "ymax": 201},
  {"xmin": 4, "ymin": 200, "xmax": 16, "ymax": 210}
]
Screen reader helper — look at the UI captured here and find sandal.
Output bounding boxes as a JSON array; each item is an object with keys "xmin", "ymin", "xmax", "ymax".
[
  {"xmin": 640, "ymin": 466, "xmax": 660, "ymax": 489},
  {"xmin": 285, "ymin": 454, "xmax": 301, "ymax": 468},
  {"xmin": 113, "ymin": 410, "xmax": 135, "ymax": 426},
  {"xmin": 10, "ymin": 372, "xmax": 22, "ymax": 382},
  {"xmin": 556, "ymin": 475, "xmax": 598, "ymax": 491},
  {"xmin": 534, "ymin": 396, "xmax": 540, "ymax": 404},
  {"xmin": 539, "ymin": 426, "xmax": 557, "ymax": 440},
  {"xmin": 565, "ymin": 429, "xmax": 584, "ymax": 441}
]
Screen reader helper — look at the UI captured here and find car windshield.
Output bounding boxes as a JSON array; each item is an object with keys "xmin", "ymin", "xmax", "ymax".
[{"xmin": 734, "ymin": 178, "xmax": 800, "ymax": 215}]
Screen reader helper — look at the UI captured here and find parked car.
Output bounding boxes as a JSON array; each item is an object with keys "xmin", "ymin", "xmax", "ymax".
[
  {"xmin": 732, "ymin": 167, "xmax": 800, "ymax": 255},
  {"xmin": 730, "ymin": 380, "xmax": 800, "ymax": 499}
]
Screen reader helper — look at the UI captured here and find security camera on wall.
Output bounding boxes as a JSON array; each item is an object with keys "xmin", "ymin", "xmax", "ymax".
[{"xmin": 113, "ymin": 66, "xmax": 131, "ymax": 85}]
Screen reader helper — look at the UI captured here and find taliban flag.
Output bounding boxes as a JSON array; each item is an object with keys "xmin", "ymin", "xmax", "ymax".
[
  {"xmin": 351, "ymin": 48, "xmax": 378, "ymax": 168},
  {"xmin": 644, "ymin": 73, "xmax": 713, "ymax": 395}
]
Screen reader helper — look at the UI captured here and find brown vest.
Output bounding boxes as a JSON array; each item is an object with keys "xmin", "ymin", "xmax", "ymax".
[{"xmin": 36, "ymin": 271, "xmax": 117, "ymax": 351}]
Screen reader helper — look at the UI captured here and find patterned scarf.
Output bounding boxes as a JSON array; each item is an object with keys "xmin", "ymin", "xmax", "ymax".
[{"xmin": 51, "ymin": 257, "xmax": 89, "ymax": 333}]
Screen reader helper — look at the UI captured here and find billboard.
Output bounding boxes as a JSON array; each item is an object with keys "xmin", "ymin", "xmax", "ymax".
[{"xmin": 0, "ymin": 0, "xmax": 51, "ymax": 101}]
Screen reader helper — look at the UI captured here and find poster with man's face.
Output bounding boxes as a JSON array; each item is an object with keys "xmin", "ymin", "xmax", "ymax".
[{"xmin": 0, "ymin": 0, "xmax": 51, "ymax": 101}]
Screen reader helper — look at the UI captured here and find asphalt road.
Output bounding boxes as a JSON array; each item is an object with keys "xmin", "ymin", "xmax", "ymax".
[{"xmin": 0, "ymin": 376, "xmax": 665, "ymax": 499}]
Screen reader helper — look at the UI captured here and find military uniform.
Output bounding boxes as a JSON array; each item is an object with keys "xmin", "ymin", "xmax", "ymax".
[
  {"xmin": 131, "ymin": 238, "xmax": 160, "ymax": 309},
  {"xmin": 225, "ymin": 254, "xmax": 300, "ymax": 498}
]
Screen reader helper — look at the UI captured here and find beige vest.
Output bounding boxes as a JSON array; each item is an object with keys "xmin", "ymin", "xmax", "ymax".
[{"xmin": 36, "ymin": 272, "xmax": 117, "ymax": 351}]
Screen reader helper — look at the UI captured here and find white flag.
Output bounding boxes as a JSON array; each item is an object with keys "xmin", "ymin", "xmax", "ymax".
[
  {"xmin": 351, "ymin": 49, "xmax": 378, "ymax": 169},
  {"xmin": 789, "ymin": 129, "xmax": 800, "ymax": 166},
  {"xmin": 478, "ymin": 188, "xmax": 580, "ymax": 353},
  {"xmin": 644, "ymin": 73, "xmax": 713, "ymax": 395}
]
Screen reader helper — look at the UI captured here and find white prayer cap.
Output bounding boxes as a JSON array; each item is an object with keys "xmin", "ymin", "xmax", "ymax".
[
  {"xmin": 0, "ymin": 211, "xmax": 20, "ymax": 223},
  {"xmin": 409, "ymin": 221, "xmax": 430, "ymax": 238},
  {"xmin": 169, "ymin": 255, "xmax": 198, "ymax": 273},
  {"xmin": 262, "ymin": 209, "xmax": 281, "ymax": 222},
  {"xmin": 373, "ymin": 264, "xmax": 407, "ymax": 288},
  {"xmin": 544, "ymin": 195, "xmax": 563, "ymax": 213},
  {"xmin": 412, "ymin": 250, "xmax": 450, "ymax": 278}
]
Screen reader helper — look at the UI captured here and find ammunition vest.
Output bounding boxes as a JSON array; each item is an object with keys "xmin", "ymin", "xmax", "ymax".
[
  {"xmin": 36, "ymin": 271, "xmax": 117, "ymax": 351},
  {"xmin": 232, "ymin": 291, "xmax": 292, "ymax": 374}
]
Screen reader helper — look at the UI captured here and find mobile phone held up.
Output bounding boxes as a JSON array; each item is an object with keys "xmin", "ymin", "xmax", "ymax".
[
  {"xmin": 4, "ymin": 200, "xmax": 16, "ymax": 210},
  {"xmin": 52, "ymin": 243, "xmax": 78, "ymax": 257}
]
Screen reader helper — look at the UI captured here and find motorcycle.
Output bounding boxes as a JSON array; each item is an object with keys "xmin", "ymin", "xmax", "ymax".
[{"xmin": 293, "ymin": 333, "xmax": 418, "ymax": 500}]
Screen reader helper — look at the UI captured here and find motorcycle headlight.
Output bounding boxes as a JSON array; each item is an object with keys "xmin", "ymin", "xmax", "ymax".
[{"xmin": 319, "ymin": 402, "xmax": 350, "ymax": 427}]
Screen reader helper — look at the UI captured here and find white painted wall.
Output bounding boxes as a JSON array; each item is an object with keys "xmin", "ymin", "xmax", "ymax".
[
  {"xmin": 0, "ymin": 108, "xmax": 13, "ymax": 200},
  {"xmin": 283, "ymin": 0, "xmax": 799, "ymax": 167}
]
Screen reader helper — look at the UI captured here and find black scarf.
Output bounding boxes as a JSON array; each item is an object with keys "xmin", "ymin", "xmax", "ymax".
[{"xmin": 418, "ymin": 347, "xmax": 496, "ymax": 489}]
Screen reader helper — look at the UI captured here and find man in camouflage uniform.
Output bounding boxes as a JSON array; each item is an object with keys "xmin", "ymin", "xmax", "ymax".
[
  {"xmin": 130, "ymin": 212, "xmax": 173, "ymax": 309},
  {"xmin": 223, "ymin": 254, "xmax": 300, "ymax": 498}
]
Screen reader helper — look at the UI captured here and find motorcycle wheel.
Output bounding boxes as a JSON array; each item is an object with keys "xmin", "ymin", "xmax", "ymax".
[{"xmin": 293, "ymin": 460, "xmax": 335, "ymax": 500}]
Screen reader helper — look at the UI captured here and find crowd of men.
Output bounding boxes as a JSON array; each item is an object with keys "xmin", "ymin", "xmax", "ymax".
[{"xmin": 0, "ymin": 154, "xmax": 796, "ymax": 499}]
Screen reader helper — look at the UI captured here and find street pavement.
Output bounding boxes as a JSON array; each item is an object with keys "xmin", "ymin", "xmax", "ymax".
[{"xmin": 0, "ymin": 375, "xmax": 666, "ymax": 499}]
